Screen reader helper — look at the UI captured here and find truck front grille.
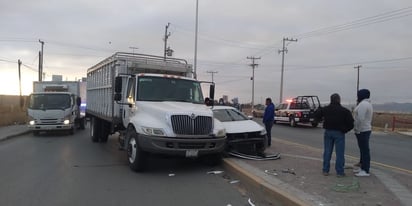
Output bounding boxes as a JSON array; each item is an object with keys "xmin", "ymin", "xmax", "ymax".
[
  {"xmin": 171, "ymin": 115, "xmax": 212, "ymax": 135},
  {"xmin": 39, "ymin": 118, "xmax": 61, "ymax": 125}
]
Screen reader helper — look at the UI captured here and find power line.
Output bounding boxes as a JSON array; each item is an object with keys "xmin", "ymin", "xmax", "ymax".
[{"xmin": 294, "ymin": 6, "xmax": 412, "ymax": 39}]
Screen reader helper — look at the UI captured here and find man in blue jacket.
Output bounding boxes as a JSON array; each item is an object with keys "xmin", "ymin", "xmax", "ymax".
[{"xmin": 263, "ymin": 98, "xmax": 275, "ymax": 147}]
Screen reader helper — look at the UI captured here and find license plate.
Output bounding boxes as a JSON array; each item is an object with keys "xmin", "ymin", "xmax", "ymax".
[{"xmin": 185, "ymin": 150, "xmax": 199, "ymax": 157}]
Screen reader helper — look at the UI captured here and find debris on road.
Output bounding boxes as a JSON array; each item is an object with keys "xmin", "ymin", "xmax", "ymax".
[
  {"xmin": 207, "ymin": 170, "xmax": 224, "ymax": 175},
  {"xmin": 248, "ymin": 198, "xmax": 256, "ymax": 206},
  {"xmin": 281, "ymin": 168, "xmax": 296, "ymax": 175},
  {"xmin": 228, "ymin": 151, "xmax": 281, "ymax": 161}
]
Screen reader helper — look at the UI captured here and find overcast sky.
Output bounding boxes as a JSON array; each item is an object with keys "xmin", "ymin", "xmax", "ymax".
[{"xmin": 1, "ymin": 0, "xmax": 411, "ymax": 104}]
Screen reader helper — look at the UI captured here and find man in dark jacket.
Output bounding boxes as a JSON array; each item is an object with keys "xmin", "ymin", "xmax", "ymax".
[
  {"xmin": 263, "ymin": 98, "xmax": 275, "ymax": 147},
  {"xmin": 315, "ymin": 93, "xmax": 354, "ymax": 177}
]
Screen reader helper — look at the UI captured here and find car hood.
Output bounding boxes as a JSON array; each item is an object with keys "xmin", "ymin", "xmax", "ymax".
[{"xmin": 219, "ymin": 120, "xmax": 264, "ymax": 134}]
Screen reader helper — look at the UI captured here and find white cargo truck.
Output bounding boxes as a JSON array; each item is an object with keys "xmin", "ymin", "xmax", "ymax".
[
  {"xmin": 86, "ymin": 52, "xmax": 226, "ymax": 172},
  {"xmin": 28, "ymin": 80, "xmax": 86, "ymax": 135}
]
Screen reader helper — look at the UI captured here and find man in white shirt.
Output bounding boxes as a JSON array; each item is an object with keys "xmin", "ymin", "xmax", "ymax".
[{"xmin": 353, "ymin": 89, "xmax": 373, "ymax": 177}]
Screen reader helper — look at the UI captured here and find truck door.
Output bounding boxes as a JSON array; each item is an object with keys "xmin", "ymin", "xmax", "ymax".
[{"xmin": 122, "ymin": 77, "xmax": 136, "ymax": 128}]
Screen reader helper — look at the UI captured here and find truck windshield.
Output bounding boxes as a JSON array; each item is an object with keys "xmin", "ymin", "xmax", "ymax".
[
  {"xmin": 137, "ymin": 76, "xmax": 204, "ymax": 104},
  {"xmin": 29, "ymin": 94, "xmax": 71, "ymax": 110}
]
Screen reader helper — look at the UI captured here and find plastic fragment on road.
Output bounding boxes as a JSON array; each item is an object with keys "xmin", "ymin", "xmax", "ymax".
[
  {"xmin": 207, "ymin": 170, "xmax": 224, "ymax": 175},
  {"xmin": 282, "ymin": 168, "xmax": 296, "ymax": 175},
  {"xmin": 168, "ymin": 173, "xmax": 175, "ymax": 177},
  {"xmin": 248, "ymin": 198, "xmax": 255, "ymax": 206},
  {"xmin": 264, "ymin": 169, "xmax": 278, "ymax": 176},
  {"xmin": 229, "ymin": 180, "xmax": 240, "ymax": 184}
]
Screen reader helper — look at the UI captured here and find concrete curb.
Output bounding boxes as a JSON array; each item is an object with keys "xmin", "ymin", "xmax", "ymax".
[
  {"xmin": 222, "ymin": 158, "xmax": 312, "ymax": 206},
  {"xmin": 0, "ymin": 130, "xmax": 31, "ymax": 142}
]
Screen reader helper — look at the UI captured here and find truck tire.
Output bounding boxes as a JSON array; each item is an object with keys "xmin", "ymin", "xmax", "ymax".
[
  {"xmin": 79, "ymin": 118, "xmax": 85, "ymax": 130},
  {"xmin": 311, "ymin": 122, "xmax": 319, "ymax": 127},
  {"xmin": 100, "ymin": 121, "xmax": 110, "ymax": 143},
  {"xmin": 126, "ymin": 126, "xmax": 146, "ymax": 172},
  {"xmin": 289, "ymin": 117, "xmax": 297, "ymax": 127},
  {"xmin": 90, "ymin": 117, "xmax": 100, "ymax": 142}
]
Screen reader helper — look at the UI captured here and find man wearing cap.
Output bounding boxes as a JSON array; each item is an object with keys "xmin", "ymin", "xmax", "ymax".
[
  {"xmin": 315, "ymin": 93, "xmax": 354, "ymax": 177},
  {"xmin": 353, "ymin": 89, "xmax": 373, "ymax": 177}
]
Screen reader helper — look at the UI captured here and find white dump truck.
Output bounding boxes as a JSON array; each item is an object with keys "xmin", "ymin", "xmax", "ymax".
[
  {"xmin": 86, "ymin": 52, "xmax": 226, "ymax": 172},
  {"xmin": 27, "ymin": 80, "xmax": 86, "ymax": 135}
]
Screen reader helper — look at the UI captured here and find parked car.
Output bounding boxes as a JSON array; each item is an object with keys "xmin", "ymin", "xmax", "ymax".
[{"xmin": 212, "ymin": 106, "xmax": 267, "ymax": 154}]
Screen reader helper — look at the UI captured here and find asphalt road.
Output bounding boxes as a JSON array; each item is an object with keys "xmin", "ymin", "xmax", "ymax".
[
  {"xmin": 271, "ymin": 122, "xmax": 412, "ymax": 171},
  {"xmin": 0, "ymin": 129, "xmax": 251, "ymax": 206}
]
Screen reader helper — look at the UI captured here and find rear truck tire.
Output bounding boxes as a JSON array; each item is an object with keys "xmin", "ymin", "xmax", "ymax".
[
  {"xmin": 126, "ymin": 126, "xmax": 146, "ymax": 172},
  {"xmin": 79, "ymin": 118, "xmax": 85, "ymax": 130},
  {"xmin": 311, "ymin": 121, "xmax": 319, "ymax": 127},
  {"xmin": 289, "ymin": 117, "xmax": 297, "ymax": 127},
  {"xmin": 90, "ymin": 117, "xmax": 100, "ymax": 142},
  {"xmin": 100, "ymin": 121, "xmax": 110, "ymax": 143}
]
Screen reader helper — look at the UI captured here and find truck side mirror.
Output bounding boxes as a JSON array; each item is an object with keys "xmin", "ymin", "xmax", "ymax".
[
  {"xmin": 115, "ymin": 76, "xmax": 122, "ymax": 93},
  {"xmin": 209, "ymin": 84, "xmax": 215, "ymax": 100},
  {"xmin": 114, "ymin": 93, "xmax": 122, "ymax": 101}
]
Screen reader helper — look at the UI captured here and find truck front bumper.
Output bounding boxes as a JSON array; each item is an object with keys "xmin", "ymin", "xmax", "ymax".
[
  {"xmin": 137, "ymin": 134, "xmax": 226, "ymax": 157},
  {"xmin": 28, "ymin": 124, "xmax": 73, "ymax": 131}
]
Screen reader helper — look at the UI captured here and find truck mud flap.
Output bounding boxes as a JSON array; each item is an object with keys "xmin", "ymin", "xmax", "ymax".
[{"xmin": 228, "ymin": 150, "xmax": 281, "ymax": 161}]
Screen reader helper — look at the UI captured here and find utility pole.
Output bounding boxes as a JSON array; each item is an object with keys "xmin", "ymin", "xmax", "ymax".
[
  {"xmin": 206, "ymin": 71, "xmax": 218, "ymax": 83},
  {"xmin": 194, "ymin": 0, "xmax": 199, "ymax": 79},
  {"xmin": 39, "ymin": 39, "xmax": 44, "ymax": 82},
  {"xmin": 18, "ymin": 59, "xmax": 23, "ymax": 108},
  {"xmin": 163, "ymin": 23, "xmax": 171, "ymax": 61},
  {"xmin": 247, "ymin": 56, "xmax": 261, "ymax": 113},
  {"xmin": 278, "ymin": 37, "xmax": 297, "ymax": 104},
  {"xmin": 354, "ymin": 65, "xmax": 362, "ymax": 92},
  {"xmin": 129, "ymin": 46, "xmax": 138, "ymax": 54}
]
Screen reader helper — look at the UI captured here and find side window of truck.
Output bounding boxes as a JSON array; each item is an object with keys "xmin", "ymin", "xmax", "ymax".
[{"xmin": 126, "ymin": 78, "xmax": 136, "ymax": 103}]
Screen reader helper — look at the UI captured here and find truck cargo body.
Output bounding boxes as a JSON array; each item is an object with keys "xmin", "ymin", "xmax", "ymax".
[
  {"xmin": 27, "ymin": 81, "xmax": 86, "ymax": 135},
  {"xmin": 86, "ymin": 52, "xmax": 226, "ymax": 171}
]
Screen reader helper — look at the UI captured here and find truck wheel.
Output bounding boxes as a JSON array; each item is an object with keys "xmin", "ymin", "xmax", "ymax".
[
  {"xmin": 90, "ymin": 117, "xmax": 100, "ymax": 142},
  {"xmin": 289, "ymin": 118, "xmax": 297, "ymax": 127},
  {"xmin": 311, "ymin": 122, "xmax": 319, "ymax": 127},
  {"xmin": 126, "ymin": 127, "xmax": 146, "ymax": 172},
  {"xmin": 79, "ymin": 118, "xmax": 85, "ymax": 130},
  {"xmin": 99, "ymin": 121, "xmax": 110, "ymax": 143}
]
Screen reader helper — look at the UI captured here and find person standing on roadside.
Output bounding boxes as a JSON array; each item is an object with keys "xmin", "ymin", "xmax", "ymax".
[
  {"xmin": 315, "ymin": 93, "xmax": 354, "ymax": 177},
  {"xmin": 263, "ymin": 98, "xmax": 275, "ymax": 147},
  {"xmin": 353, "ymin": 89, "xmax": 373, "ymax": 177}
]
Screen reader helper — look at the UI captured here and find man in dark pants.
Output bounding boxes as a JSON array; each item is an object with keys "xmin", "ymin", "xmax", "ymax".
[
  {"xmin": 315, "ymin": 94, "xmax": 354, "ymax": 177},
  {"xmin": 353, "ymin": 89, "xmax": 373, "ymax": 177},
  {"xmin": 263, "ymin": 98, "xmax": 275, "ymax": 147}
]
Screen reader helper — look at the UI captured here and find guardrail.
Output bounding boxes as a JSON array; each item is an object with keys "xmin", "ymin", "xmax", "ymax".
[{"xmin": 392, "ymin": 116, "xmax": 412, "ymax": 131}]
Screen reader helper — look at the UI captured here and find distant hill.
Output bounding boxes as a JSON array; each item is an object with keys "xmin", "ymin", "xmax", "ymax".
[{"xmin": 373, "ymin": 103, "xmax": 412, "ymax": 113}]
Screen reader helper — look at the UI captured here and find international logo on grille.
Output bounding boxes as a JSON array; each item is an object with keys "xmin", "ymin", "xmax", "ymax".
[{"xmin": 190, "ymin": 113, "xmax": 196, "ymax": 119}]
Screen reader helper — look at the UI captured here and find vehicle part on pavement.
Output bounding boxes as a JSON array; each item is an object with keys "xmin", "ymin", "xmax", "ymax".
[
  {"xmin": 228, "ymin": 150, "xmax": 281, "ymax": 161},
  {"xmin": 332, "ymin": 177, "xmax": 360, "ymax": 192},
  {"xmin": 207, "ymin": 170, "xmax": 224, "ymax": 175},
  {"xmin": 248, "ymin": 198, "xmax": 256, "ymax": 206}
]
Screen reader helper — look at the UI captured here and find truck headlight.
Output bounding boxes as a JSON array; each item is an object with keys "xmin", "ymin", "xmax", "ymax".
[
  {"xmin": 63, "ymin": 119, "xmax": 70, "ymax": 125},
  {"xmin": 142, "ymin": 127, "xmax": 165, "ymax": 136},
  {"xmin": 29, "ymin": 120, "xmax": 35, "ymax": 125},
  {"xmin": 217, "ymin": 128, "xmax": 226, "ymax": 137}
]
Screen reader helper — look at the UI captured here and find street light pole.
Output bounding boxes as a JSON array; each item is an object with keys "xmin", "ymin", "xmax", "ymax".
[{"xmin": 193, "ymin": 0, "xmax": 199, "ymax": 79}]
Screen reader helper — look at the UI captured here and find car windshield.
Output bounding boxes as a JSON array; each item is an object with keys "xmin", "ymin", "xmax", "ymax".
[
  {"xmin": 29, "ymin": 93, "xmax": 71, "ymax": 110},
  {"xmin": 213, "ymin": 108, "xmax": 249, "ymax": 122},
  {"xmin": 137, "ymin": 76, "xmax": 204, "ymax": 104}
]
